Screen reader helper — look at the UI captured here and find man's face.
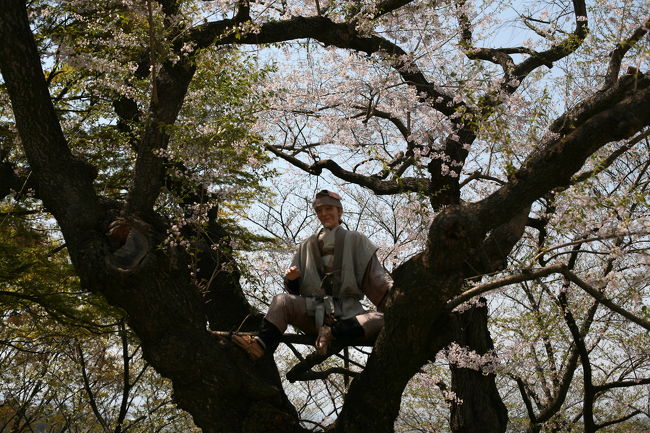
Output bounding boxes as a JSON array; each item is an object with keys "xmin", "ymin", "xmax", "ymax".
[{"xmin": 316, "ymin": 205, "xmax": 343, "ymax": 229}]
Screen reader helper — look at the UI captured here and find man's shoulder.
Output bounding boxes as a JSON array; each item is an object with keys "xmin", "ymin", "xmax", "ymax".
[{"xmin": 298, "ymin": 232, "xmax": 319, "ymax": 246}]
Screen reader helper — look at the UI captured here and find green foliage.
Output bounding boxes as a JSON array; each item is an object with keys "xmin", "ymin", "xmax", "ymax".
[
  {"xmin": 1, "ymin": 4, "xmax": 279, "ymax": 428},
  {"xmin": 158, "ymin": 47, "xmax": 276, "ymax": 214},
  {"xmin": 0, "ymin": 204, "xmax": 113, "ymax": 331},
  {"xmin": 13, "ymin": 0, "xmax": 274, "ymax": 209},
  {"xmin": 0, "ymin": 204, "xmax": 198, "ymax": 432}
]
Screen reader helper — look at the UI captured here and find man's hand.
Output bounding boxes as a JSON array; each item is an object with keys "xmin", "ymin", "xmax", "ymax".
[
  {"xmin": 316, "ymin": 325, "xmax": 333, "ymax": 355},
  {"xmin": 285, "ymin": 265, "xmax": 301, "ymax": 281}
]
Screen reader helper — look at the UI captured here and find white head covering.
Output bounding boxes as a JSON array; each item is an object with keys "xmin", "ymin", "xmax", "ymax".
[{"xmin": 312, "ymin": 190, "xmax": 343, "ymax": 210}]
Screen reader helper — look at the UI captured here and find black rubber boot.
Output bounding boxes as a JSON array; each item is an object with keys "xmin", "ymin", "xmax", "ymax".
[
  {"xmin": 258, "ymin": 319, "xmax": 282, "ymax": 353},
  {"xmin": 331, "ymin": 317, "xmax": 364, "ymax": 339}
]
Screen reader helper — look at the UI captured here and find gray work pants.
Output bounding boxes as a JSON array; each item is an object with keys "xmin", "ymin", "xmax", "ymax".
[{"xmin": 264, "ymin": 293, "xmax": 384, "ymax": 338}]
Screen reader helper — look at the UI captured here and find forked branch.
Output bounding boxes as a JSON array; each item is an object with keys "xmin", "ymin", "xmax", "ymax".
[
  {"xmin": 266, "ymin": 144, "xmax": 430, "ymax": 194},
  {"xmin": 605, "ymin": 18, "xmax": 650, "ymax": 86}
]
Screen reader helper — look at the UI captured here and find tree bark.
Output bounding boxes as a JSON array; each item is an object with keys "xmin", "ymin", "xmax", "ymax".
[
  {"xmin": 3, "ymin": 0, "xmax": 650, "ymax": 432},
  {"xmin": 0, "ymin": 2, "xmax": 306, "ymax": 432},
  {"xmin": 448, "ymin": 303, "xmax": 508, "ymax": 433},
  {"xmin": 335, "ymin": 74, "xmax": 650, "ymax": 431}
]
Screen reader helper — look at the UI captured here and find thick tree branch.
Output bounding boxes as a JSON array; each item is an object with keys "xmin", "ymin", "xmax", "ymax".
[
  {"xmin": 593, "ymin": 377, "xmax": 650, "ymax": 393},
  {"xmin": 155, "ymin": 0, "xmax": 181, "ymax": 17},
  {"xmin": 372, "ymin": 0, "xmax": 418, "ymax": 18},
  {"xmin": 190, "ymin": 15, "xmax": 459, "ymax": 116},
  {"xmin": 0, "ymin": 0, "xmax": 101, "ymax": 235},
  {"xmin": 266, "ymin": 144, "xmax": 430, "ymax": 194},
  {"xmin": 126, "ymin": 59, "xmax": 196, "ymax": 216},
  {"xmin": 595, "ymin": 410, "xmax": 642, "ymax": 430},
  {"xmin": 463, "ymin": 205, "xmax": 531, "ymax": 278},
  {"xmin": 234, "ymin": 0, "xmax": 251, "ymax": 21},
  {"xmin": 516, "ymin": 378, "xmax": 538, "ymax": 423},
  {"xmin": 605, "ymin": 18, "xmax": 650, "ymax": 86},
  {"xmin": 477, "ymin": 71, "xmax": 650, "ymax": 232},
  {"xmin": 571, "ymin": 129, "xmax": 649, "ymax": 185},
  {"xmin": 594, "ymin": 378, "xmax": 650, "ymax": 392},
  {"xmin": 446, "ymin": 264, "xmax": 565, "ymax": 311},
  {"xmin": 513, "ymin": 0, "xmax": 589, "ymax": 79},
  {"xmin": 456, "ymin": 0, "xmax": 517, "ymax": 77},
  {"xmin": 459, "ymin": 171, "xmax": 505, "ymax": 188}
]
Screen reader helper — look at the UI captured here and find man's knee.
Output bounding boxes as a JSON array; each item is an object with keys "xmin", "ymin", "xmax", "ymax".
[
  {"xmin": 357, "ymin": 311, "xmax": 384, "ymax": 338},
  {"xmin": 269, "ymin": 293, "xmax": 307, "ymax": 321},
  {"xmin": 266, "ymin": 294, "xmax": 301, "ymax": 333},
  {"xmin": 270, "ymin": 293, "xmax": 305, "ymax": 313},
  {"xmin": 270, "ymin": 293, "xmax": 292, "ymax": 310}
]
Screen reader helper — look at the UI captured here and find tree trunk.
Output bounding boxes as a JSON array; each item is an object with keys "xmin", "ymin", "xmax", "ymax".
[
  {"xmin": 3, "ymin": 0, "xmax": 650, "ymax": 431},
  {"xmin": 0, "ymin": 2, "xmax": 306, "ymax": 432},
  {"xmin": 71, "ymin": 224, "xmax": 305, "ymax": 433},
  {"xmin": 449, "ymin": 302, "xmax": 508, "ymax": 433}
]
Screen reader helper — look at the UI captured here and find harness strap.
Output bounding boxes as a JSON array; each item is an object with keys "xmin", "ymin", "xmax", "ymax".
[
  {"xmin": 314, "ymin": 228, "xmax": 348, "ymax": 329},
  {"xmin": 309, "ymin": 296, "xmax": 336, "ymax": 328},
  {"xmin": 319, "ymin": 228, "xmax": 346, "ymax": 296},
  {"xmin": 333, "ymin": 228, "xmax": 346, "ymax": 272}
]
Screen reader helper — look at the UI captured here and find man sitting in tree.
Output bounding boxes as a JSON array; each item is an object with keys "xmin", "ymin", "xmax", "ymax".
[{"xmin": 234, "ymin": 190, "xmax": 393, "ymax": 360}]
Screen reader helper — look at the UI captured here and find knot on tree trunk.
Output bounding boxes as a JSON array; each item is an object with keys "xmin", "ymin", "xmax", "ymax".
[
  {"xmin": 427, "ymin": 205, "xmax": 484, "ymax": 271},
  {"xmin": 105, "ymin": 216, "xmax": 152, "ymax": 272}
]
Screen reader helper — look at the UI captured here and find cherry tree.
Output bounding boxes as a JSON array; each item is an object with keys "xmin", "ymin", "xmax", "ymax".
[{"xmin": 0, "ymin": 0, "xmax": 649, "ymax": 432}]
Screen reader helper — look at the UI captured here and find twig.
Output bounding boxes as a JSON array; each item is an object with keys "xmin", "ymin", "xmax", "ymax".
[
  {"xmin": 446, "ymin": 264, "xmax": 565, "ymax": 311},
  {"xmin": 560, "ymin": 269, "xmax": 650, "ymax": 331}
]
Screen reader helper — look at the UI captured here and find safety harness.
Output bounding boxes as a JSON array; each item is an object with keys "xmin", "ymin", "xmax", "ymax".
[{"xmin": 307, "ymin": 227, "xmax": 346, "ymax": 328}]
